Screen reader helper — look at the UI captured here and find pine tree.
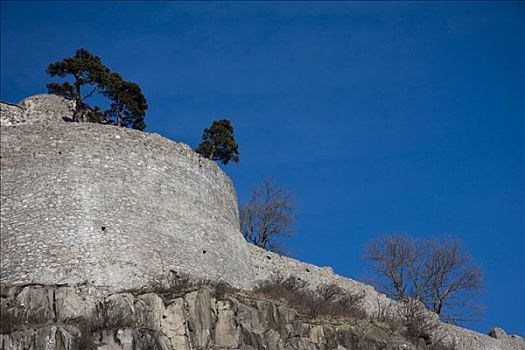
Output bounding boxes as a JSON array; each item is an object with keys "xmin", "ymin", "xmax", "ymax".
[
  {"xmin": 46, "ymin": 48, "xmax": 109, "ymax": 122},
  {"xmin": 46, "ymin": 49, "xmax": 148, "ymax": 130},
  {"xmin": 101, "ymin": 72, "xmax": 148, "ymax": 130},
  {"xmin": 196, "ymin": 119, "xmax": 240, "ymax": 165}
]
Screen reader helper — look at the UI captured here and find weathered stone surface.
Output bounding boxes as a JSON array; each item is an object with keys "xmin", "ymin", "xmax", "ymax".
[
  {"xmin": 103, "ymin": 293, "xmax": 138, "ymax": 323},
  {"xmin": 0, "ymin": 286, "xmax": 429, "ymax": 350},
  {"xmin": 94, "ymin": 328, "xmax": 172, "ymax": 350},
  {"xmin": 0, "ymin": 326, "xmax": 80, "ymax": 350},
  {"xmin": 55, "ymin": 287, "xmax": 92, "ymax": 322},
  {"xmin": 214, "ymin": 299, "xmax": 241, "ymax": 348},
  {"xmin": 184, "ymin": 287, "xmax": 215, "ymax": 348},
  {"xmin": 162, "ymin": 298, "xmax": 190, "ymax": 350},
  {"xmin": 491, "ymin": 327, "xmax": 509, "ymax": 339},
  {"xmin": 1, "ymin": 95, "xmax": 252, "ymax": 291},
  {"xmin": 137, "ymin": 293, "xmax": 165, "ymax": 331},
  {"xmin": 14, "ymin": 286, "xmax": 55, "ymax": 321},
  {"xmin": 438, "ymin": 323, "xmax": 525, "ymax": 350},
  {"xmin": 0, "ymin": 94, "xmax": 75, "ymax": 126},
  {"xmin": 96, "ymin": 328, "xmax": 134, "ymax": 350}
]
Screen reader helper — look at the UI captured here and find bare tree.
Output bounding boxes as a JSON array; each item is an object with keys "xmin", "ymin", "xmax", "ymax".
[
  {"xmin": 364, "ymin": 234, "xmax": 483, "ymax": 323},
  {"xmin": 424, "ymin": 239, "xmax": 483, "ymax": 323},
  {"xmin": 364, "ymin": 234, "xmax": 425, "ymax": 301},
  {"xmin": 239, "ymin": 179, "xmax": 294, "ymax": 253}
]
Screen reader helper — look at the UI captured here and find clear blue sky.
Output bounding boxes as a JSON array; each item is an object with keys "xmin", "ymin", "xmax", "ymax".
[{"xmin": 1, "ymin": 1, "xmax": 524, "ymax": 336}]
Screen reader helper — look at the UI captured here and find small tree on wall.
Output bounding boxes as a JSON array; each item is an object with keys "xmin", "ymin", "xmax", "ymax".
[
  {"xmin": 195, "ymin": 119, "xmax": 240, "ymax": 165},
  {"xmin": 101, "ymin": 72, "xmax": 148, "ymax": 130},
  {"xmin": 46, "ymin": 48, "xmax": 110, "ymax": 122}
]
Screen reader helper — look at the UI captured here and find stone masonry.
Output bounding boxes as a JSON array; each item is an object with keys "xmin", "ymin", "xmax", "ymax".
[{"xmin": 1, "ymin": 95, "xmax": 252, "ymax": 290}]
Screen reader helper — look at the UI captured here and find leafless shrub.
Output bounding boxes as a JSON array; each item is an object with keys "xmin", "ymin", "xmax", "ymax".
[
  {"xmin": 87, "ymin": 301, "xmax": 137, "ymax": 332},
  {"xmin": 126, "ymin": 272, "xmax": 237, "ymax": 303},
  {"xmin": 312, "ymin": 284, "xmax": 366, "ymax": 318},
  {"xmin": 372, "ymin": 298, "xmax": 400, "ymax": 327},
  {"xmin": 131, "ymin": 272, "xmax": 200, "ymax": 297},
  {"xmin": 253, "ymin": 276, "xmax": 365, "ymax": 320},
  {"xmin": 401, "ymin": 298, "xmax": 440, "ymax": 341},
  {"xmin": 372, "ymin": 297, "xmax": 441, "ymax": 346}
]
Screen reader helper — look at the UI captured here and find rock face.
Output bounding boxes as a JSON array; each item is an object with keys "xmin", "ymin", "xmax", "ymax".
[
  {"xmin": 0, "ymin": 94, "xmax": 76, "ymax": 126},
  {"xmin": 0, "ymin": 285, "xmax": 421, "ymax": 350}
]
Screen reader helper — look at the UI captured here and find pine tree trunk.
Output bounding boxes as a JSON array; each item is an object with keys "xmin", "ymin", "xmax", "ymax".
[{"xmin": 74, "ymin": 76, "xmax": 82, "ymax": 122}]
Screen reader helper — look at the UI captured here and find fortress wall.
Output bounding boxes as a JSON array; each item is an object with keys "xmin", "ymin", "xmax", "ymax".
[
  {"xmin": 0, "ymin": 106, "xmax": 253, "ymax": 290},
  {"xmin": 435, "ymin": 324, "xmax": 525, "ymax": 350},
  {"xmin": 248, "ymin": 245, "xmax": 525, "ymax": 350},
  {"xmin": 248, "ymin": 244, "xmax": 393, "ymax": 315},
  {"xmin": 1, "ymin": 95, "xmax": 523, "ymax": 350}
]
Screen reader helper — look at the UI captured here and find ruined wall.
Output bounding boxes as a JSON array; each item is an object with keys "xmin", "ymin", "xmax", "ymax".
[
  {"xmin": 248, "ymin": 245, "xmax": 525, "ymax": 350},
  {"xmin": 248, "ymin": 245, "xmax": 392, "ymax": 316},
  {"xmin": 0, "ymin": 95, "xmax": 253, "ymax": 290}
]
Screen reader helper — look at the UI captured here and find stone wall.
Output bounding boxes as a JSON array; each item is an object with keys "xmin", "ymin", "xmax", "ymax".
[
  {"xmin": 1, "ymin": 95, "xmax": 253, "ymax": 290},
  {"xmin": 248, "ymin": 246, "xmax": 525, "ymax": 350},
  {"xmin": 248, "ymin": 245, "xmax": 393, "ymax": 316}
]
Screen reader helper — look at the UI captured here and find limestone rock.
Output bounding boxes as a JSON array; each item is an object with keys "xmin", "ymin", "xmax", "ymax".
[
  {"xmin": 162, "ymin": 298, "xmax": 190, "ymax": 350},
  {"xmin": 3, "ymin": 285, "xmax": 524, "ymax": 350},
  {"xmin": 214, "ymin": 299, "xmax": 241, "ymax": 348},
  {"xmin": 184, "ymin": 287, "xmax": 215, "ymax": 348},
  {"xmin": 137, "ymin": 293, "xmax": 165, "ymax": 331},
  {"xmin": 104, "ymin": 293, "xmax": 137, "ymax": 319},
  {"xmin": 15, "ymin": 286, "xmax": 55, "ymax": 321},
  {"xmin": 490, "ymin": 327, "xmax": 509, "ymax": 339},
  {"xmin": 1, "ymin": 94, "xmax": 75, "ymax": 126},
  {"xmin": 55, "ymin": 287, "xmax": 92, "ymax": 322},
  {"xmin": 0, "ymin": 326, "xmax": 80, "ymax": 350}
]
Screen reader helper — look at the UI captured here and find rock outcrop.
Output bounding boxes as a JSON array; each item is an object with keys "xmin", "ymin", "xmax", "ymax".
[
  {"xmin": 1, "ymin": 284, "xmax": 423, "ymax": 350},
  {"xmin": 0, "ymin": 94, "xmax": 76, "ymax": 126}
]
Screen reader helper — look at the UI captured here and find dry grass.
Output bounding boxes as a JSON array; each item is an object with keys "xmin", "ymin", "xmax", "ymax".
[
  {"xmin": 373, "ymin": 297, "xmax": 446, "ymax": 346},
  {"xmin": 253, "ymin": 276, "xmax": 365, "ymax": 320},
  {"xmin": 128, "ymin": 272, "xmax": 237, "ymax": 302}
]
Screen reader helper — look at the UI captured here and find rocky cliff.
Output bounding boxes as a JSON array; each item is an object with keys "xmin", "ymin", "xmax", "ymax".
[{"xmin": 1, "ymin": 283, "xmax": 433, "ymax": 350}]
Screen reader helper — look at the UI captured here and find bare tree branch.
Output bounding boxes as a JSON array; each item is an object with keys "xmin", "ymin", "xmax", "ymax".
[
  {"xmin": 364, "ymin": 234, "xmax": 483, "ymax": 323},
  {"xmin": 239, "ymin": 179, "xmax": 294, "ymax": 254}
]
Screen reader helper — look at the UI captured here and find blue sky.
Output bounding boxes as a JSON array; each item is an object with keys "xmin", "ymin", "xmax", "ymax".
[{"xmin": 1, "ymin": 1, "xmax": 524, "ymax": 335}]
